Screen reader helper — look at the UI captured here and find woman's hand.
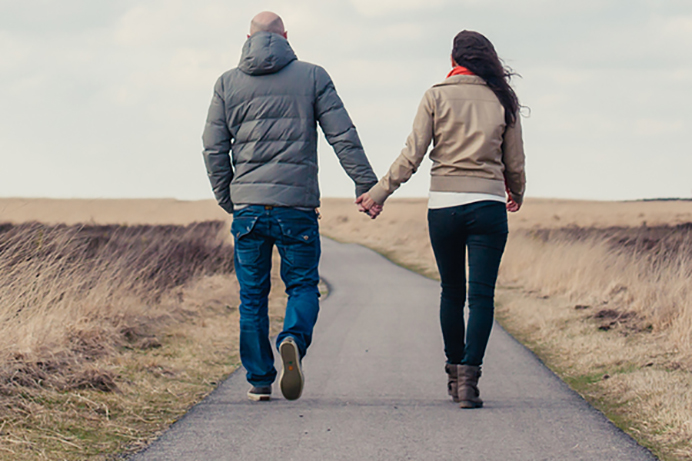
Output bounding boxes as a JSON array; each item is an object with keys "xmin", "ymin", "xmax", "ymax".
[
  {"xmin": 506, "ymin": 196, "xmax": 521, "ymax": 212},
  {"xmin": 356, "ymin": 193, "xmax": 383, "ymax": 219},
  {"xmin": 504, "ymin": 183, "xmax": 521, "ymax": 212}
]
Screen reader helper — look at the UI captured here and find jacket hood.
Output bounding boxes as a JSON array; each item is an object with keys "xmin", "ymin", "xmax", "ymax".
[{"xmin": 238, "ymin": 31, "xmax": 297, "ymax": 76}]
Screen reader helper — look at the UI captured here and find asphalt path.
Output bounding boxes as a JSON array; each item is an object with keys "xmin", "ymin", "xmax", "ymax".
[{"xmin": 131, "ymin": 238, "xmax": 655, "ymax": 460}]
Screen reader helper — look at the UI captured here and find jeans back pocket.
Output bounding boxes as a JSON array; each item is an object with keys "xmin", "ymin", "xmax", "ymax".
[
  {"xmin": 277, "ymin": 217, "xmax": 320, "ymax": 270},
  {"xmin": 231, "ymin": 215, "xmax": 261, "ymax": 265}
]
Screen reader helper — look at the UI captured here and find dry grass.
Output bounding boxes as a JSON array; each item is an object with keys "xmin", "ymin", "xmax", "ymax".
[
  {"xmin": 500, "ymin": 225, "xmax": 692, "ymax": 353},
  {"xmin": 0, "ymin": 220, "xmax": 288, "ymax": 459},
  {"xmin": 0, "ymin": 198, "xmax": 227, "ymax": 226},
  {"xmin": 0, "ymin": 273, "xmax": 240, "ymax": 459},
  {"xmin": 3, "ymin": 197, "xmax": 691, "ymax": 459},
  {"xmin": 0, "ymin": 221, "xmax": 234, "ymax": 393},
  {"xmin": 506, "ymin": 198, "xmax": 692, "ymax": 230},
  {"xmin": 493, "ymin": 291, "xmax": 692, "ymax": 460},
  {"xmin": 318, "ymin": 197, "xmax": 692, "ymax": 461}
]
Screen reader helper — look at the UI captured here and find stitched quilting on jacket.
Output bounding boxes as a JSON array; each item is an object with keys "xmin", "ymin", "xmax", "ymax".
[
  {"xmin": 368, "ymin": 74, "xmax": 526, "ymax": 205},
  {"xmin": 202, "ymin": 32, "xmax": 377, "ymax": 212}
]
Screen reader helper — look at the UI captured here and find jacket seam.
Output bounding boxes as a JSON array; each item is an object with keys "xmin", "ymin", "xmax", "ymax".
[
  {"xmin": 226, "ymin": 93, "xmax": 312, "ymax": 111},
  {"xmin": 231, "ymin": 116, "xmax": 307, "ymax": 130},
  {"xmin": 234, "ymin": 139, "xmax": 309, "ymax": 145},
  {"xmin": 236, "ymin": 159, "xmax": 314, "ymax": 165}
]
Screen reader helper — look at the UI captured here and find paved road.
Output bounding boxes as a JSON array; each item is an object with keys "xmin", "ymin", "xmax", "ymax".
[{"xmin": 132, "ymin": 238, "xmax": 655, "ymax": 460}]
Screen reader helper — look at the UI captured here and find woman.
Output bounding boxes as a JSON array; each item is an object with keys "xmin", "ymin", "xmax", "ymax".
[{"xmin": 357, "ymin": 30, "xmax": 525, "ymax": 408}]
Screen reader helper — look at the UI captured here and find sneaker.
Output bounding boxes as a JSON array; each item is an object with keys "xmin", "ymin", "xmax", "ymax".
[
  {"xmin": 247, "ymin": 385, "xmax": 272, "ymax": 402},
  {"xmin": 279, "ymin": 337, "xmax": 304, "ymax": 400}
]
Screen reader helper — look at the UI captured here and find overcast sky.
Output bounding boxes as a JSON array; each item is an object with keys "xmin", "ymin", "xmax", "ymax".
[{"xmin": 1, "ymin": 0, "xmax": 691, "ymax": 201}]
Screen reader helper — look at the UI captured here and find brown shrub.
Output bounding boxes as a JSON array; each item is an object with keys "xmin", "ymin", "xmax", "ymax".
[
  {"xmin": 67, "ymin": 367, "xmax": 118, "ymax": 393},
  {"xmin": 0, "ymin": 221, "xmax": 234, "ymax": 395},
  {"xmin": 527, "ymin": 222, "xmax": 692, "ymax": 262}
]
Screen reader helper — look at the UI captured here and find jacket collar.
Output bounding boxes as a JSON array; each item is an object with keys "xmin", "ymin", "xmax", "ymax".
[{"xmin": 433, "ymin": 74, "xmax": 486, "ymax": 88}]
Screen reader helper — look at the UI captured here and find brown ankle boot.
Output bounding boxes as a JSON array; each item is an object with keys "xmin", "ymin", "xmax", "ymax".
[
  {"xmin": 457, "ymin": 365, "xmax": 483, "ymax": 409},
  {"xmin": 445, "ymin": 364, "xmax": 460, "ymax": 402}
]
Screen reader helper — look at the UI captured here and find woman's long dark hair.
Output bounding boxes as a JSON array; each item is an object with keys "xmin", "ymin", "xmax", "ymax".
[{"xmin": 452, "ymin": 30, "xmax": 519, "ymax": 126}]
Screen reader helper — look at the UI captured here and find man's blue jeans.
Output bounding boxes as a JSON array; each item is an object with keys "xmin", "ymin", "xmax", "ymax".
[{"xmin": 231, "ymin": 206, "xmax": 321, "ymax": 387}]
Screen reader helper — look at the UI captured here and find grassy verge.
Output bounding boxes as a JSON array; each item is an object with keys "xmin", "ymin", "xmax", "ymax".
[
  {"xmin": 496, "ymin": 225, "xmax": 692, "ymax": 460},
  {"xmin": 0, "ymin": 222, "xmax": 287, "ymax": 459},
  {"xmin": 0, "ymin": 281, "xmax": 239, "ymax": 459},
  {"xmin": 495, "ymin": 289, "xmax": 690, "ymax": 460}
]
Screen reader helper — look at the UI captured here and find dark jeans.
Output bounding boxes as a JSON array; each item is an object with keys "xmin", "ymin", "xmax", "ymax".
[
  {"xmin": 231, "ymin": 206, "xmax": 321, "ymax": 386},
  {"xmin": 428, "ymin": 201, "xmax": 508, "ymax": 367}
]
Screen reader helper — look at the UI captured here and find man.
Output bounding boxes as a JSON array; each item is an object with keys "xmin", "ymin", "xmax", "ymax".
[{"xmin": 202, "ymin": 12, "xmax": 378, "ymax": 401}]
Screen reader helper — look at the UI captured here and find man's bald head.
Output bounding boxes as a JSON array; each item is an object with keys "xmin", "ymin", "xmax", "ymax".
[{"xmin": 250, "ymin": 11, "xmax": 286, "ymax": 37}]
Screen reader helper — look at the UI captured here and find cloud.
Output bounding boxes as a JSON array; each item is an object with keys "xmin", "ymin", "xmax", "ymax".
[
  {"xmin": 635, "ymin": 118, "xmax": 685, "ymax": 136},
  {"xmin": 662, "ymin": 14, "xmax": 692, "ymax": 36},
  {"xmin": 0, "ymin": 0, "xmax": 691, "ymax": 200},
  {"xmin": 346, "ymin": 0, "xmax": 620, "ymax": 18},
  {"xmin": 348, "ymin": 0, "xmax": 452, "ymax": 17},
  {"xmin": 0, "ymin": 31, "xmax": 30, "ymax": 74}
]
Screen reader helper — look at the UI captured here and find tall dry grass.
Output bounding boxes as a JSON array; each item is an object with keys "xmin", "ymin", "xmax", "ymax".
[
  {"xmin": 500, "ymin": 224, "xmax": 692, "ymax": 357},
  {"xmin": 0, "ymin": 221, "xmax": 233, "ymax": 395},
  {"xmin": 0, "ymin": 216, "xmax": 295, "ymax": 459}
]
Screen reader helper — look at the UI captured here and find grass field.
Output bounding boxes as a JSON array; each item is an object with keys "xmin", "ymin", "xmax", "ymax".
[{"xmin": 2, "ymin": 197, "xmax": 691, "ymax": 459}]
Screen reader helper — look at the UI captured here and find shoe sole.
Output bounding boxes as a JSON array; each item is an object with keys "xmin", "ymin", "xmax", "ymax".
[
  {"xmin": 459, "ymin": 400, "xmax": 483, "ymax": 409},
  {"xmin": 279, "ymin": 340, "xmax": 304, "ymax": 400},
  {"xmin": 247, "ymin": 392, "xmax": 271, "ymax": 402}
]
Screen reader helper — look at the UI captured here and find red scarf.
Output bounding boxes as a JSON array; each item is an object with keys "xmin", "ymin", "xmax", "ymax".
[{"xmin": 446, "ymin": 66, "xmax": 474, "ymax": 78}]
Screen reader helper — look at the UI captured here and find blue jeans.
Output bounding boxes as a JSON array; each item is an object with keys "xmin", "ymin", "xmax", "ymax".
[
  {"xmin": 231, "ymin": 206, "xmax": 321, "ymax": 386},
  {"xmin": 428, "ymin": 201, "xmax": 508, "ymax": 367}
]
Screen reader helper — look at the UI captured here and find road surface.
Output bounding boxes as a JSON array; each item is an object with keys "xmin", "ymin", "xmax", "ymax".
[{"xmin": 131, "ymin": 238, "xmax": 654, "ymax": 460}]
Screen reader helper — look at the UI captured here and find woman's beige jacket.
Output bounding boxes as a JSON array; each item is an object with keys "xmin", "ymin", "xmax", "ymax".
[{"xmin": 368, "ymin": 75, "xmax": 525, "ymax": 205}]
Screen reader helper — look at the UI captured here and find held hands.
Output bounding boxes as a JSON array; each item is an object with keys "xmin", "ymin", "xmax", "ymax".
[
  {"xmin": 357, "ymin": 191, "xmax": 517, "ymax": 215},
  {"xmin": 355, "ymin": 193, "xmax": 383, "ymax": 219}
]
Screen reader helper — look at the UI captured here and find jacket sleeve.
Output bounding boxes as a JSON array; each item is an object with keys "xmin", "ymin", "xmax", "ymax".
[
  {"xmin": 314, "ymin": 67, "xmax": 378, "ymax": 197},
  {"xmin": 202, "ymin": 76, "xmax": 234, "ymax": 214},
  {"xmin": 501, "ymin": 115, "xmax": 526, "ymax": 206},
  {"xmin": 368, "ymin": 91, "xmax": 434, "ymax": 205}
]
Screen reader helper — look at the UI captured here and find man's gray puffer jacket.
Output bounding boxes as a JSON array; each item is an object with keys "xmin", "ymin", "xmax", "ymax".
[{"xmin": 202, "ymin": 32, "xmax": 378, "ymax": 213}]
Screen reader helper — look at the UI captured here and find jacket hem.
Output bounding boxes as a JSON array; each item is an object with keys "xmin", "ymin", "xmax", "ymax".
[{"xmin": 430, "ymin": 176, "xmax": 506, "ymax": 197}]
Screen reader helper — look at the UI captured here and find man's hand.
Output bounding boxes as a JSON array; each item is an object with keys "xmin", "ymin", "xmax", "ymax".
[{"xmin": 356, "ymin": 193, "xmax": 383, "ymax": 219}]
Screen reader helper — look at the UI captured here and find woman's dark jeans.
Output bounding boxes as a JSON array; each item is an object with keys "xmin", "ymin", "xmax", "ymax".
[{"xmin": 428, "ymin": 201, "xmax": 508, "ymax": 367}]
